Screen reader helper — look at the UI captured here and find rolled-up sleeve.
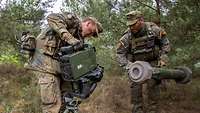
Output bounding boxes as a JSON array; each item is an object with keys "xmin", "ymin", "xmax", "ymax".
[
  {"xmin": 47, "ymin": 13, "xmax": 75, "ymax": 41},
  {"xmin": 116, "ymin": 34, "xmax": 130, "ymax": 68}
]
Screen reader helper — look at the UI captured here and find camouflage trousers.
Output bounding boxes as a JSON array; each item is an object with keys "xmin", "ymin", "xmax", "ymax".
[
  {"xmin": 35, "ymin": 71, "xmax": 80, "ymax": 113},
  {"xmin": 131, "ymin": 79, "xmax": 160, "ymax": 113}
]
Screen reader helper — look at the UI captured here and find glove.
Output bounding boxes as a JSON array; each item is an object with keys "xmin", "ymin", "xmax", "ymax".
[
  {"xmin": 73, "ymin": 40, "xmax": 84, "ymax": 51},
  {"xmin": 62, "ymin": 32, "xmax": 83, "ymax": 51}
]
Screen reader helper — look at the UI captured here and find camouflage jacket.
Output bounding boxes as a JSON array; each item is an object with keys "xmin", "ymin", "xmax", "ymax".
[
  {"xmin": 116, "ymin": 22, "xmax": 170, "ymax": 68},
  {"xmin": 29, "ymin": 12, "xmax": 83, "ymax": 74}
]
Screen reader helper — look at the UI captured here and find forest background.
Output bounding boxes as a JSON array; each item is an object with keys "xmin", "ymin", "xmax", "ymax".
[{"xmin": 0, "ymin": 0, "xmax": 200, "ymax": 113}]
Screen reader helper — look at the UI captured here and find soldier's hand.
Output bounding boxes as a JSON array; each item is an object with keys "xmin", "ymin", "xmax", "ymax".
[
  {"xmin": 62, "ymin": 32, "xmax": 79, "ymax": 45},
  {"xmin": 73, "ymin": 40, "xmax": 84, "ymax": 51},
  {"xmin": 125, "ymin": 61, "xmax": 133, "ymax": 71},
  {"xmin": 158, "ymin": 54, "xmax": 169, "ymax": 67},
  {"xmin": 158, "ymin": 60, "xmax": 166, "ymax": 67}
]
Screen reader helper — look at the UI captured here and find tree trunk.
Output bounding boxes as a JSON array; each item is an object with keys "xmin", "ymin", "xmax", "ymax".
[{"xmin": 155, "ymin": 0, "xmax": 161, "ymax": 26}]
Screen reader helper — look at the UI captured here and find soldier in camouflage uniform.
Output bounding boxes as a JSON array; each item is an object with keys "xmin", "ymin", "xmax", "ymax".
[
  {"xmin": 29, "ymin": 12, "xmax": 103, "ymax": 113},
  {"xmin": 116, "ymin": 11, "xmax": 170, "ymax": 113}
]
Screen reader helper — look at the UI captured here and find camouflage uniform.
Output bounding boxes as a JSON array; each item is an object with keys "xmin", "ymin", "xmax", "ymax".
[
  {"xmin": 28, "ymin": 12, "xmax": 102, "ymax": 113},
  {"xmin": 116, "ymin": 11, "xmax": 170, "ymax": 113}
]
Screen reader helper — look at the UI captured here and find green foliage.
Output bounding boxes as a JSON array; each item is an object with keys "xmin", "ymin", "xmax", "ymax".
[
  {"xmin": 0, "ymin": 43, "xmax": 21, "ymax": 65},
  {"xmin": 0, "ymin": 54, "xmax": 19, "ymax": 65},
  {"xmin": 0, "ymin": 0, "xmax": 199, "ymax": 73},
  {"xmin": 0, "ymin": 0, "xmax": 56, "ymax": 65},
  {"xmin": 0, "ymin": 0, "xmax": 54, "ymax": 49},
  {"xmin": 0, "ymin": 0, "xmax": 200, "ymax": 112},
  {"xmin": 161, "ymin": 0, "xmax": 200, "ymax": 75}
]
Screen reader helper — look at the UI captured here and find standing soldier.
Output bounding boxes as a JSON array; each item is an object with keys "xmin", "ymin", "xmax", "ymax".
[
  {"xmin": 28, "ymin": 12, "xmax": 103, "ymax": 113},
  {"xmin": 116, "ymin": 11, "xmax": 170, "ymax": 113}
]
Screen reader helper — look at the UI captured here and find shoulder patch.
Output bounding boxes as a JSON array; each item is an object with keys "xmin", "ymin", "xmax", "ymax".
[
  {"xmin": 119, "ymin": 32, "xmax": 131, "ymax": 49},
  {"xmin": 146, "ymin": 22, "xmax": 163, "ymax": 37},
  {"xmin": 145, "ymin": 22, "xmax": 156, "ymax": 27},
  {"xmin": 62, "ymin": 12, "xmax": 77, "ymax": 20},
  {"xmin": 67, "ymin": 13, "xmax": 73, "ymax": 19},
  {"xmin": 160, "ymin": 30, "xmax": 167, "ymax": 37}
]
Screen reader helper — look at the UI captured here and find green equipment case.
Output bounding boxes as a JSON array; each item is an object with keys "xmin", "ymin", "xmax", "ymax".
[{"xmin": 60, "ymin": 45, "xmax": 98, "ymax": 81}]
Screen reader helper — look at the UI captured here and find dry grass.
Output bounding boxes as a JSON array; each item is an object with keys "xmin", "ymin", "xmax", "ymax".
[
  {"xmin": 0, "ymin": 64, "xmax": 200, "ymax": 113},
  {"xmin": 80, "ymin": 75, "xmax": 132, "ymax": 113},
  {"xmin": 0, "ymin": 64, "xmax": 41, "ymax": 113},
  {"xmin": 80, "ymin": 76, "xmax": 200, "ymax": 113}
]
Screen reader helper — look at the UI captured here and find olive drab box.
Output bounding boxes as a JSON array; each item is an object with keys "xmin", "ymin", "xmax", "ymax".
[
  {"xmin": 59, "ymin": 44, "xmax": 98, "ymax": 81},
  {"xmin": 59, "ymin": 44, "xmax": 104, "ymax": 99}
]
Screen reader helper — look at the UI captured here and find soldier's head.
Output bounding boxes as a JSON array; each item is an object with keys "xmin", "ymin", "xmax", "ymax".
[
  {"xmin": 126, "ymin": 11, "xmax": 144, "ymax": 33},
  {"xmin": 81, "ymin": 17, "xmax": 103, "ymax": 38}
]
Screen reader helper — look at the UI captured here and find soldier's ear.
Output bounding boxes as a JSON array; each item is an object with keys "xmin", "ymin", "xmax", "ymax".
[{"xmin": 86, "ymin": 21, "xmax": 91, "ymax": 27}]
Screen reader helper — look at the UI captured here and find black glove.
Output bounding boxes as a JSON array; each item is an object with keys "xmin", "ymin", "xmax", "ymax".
[{"xmin": 73, "ymin": 41, "xmax": 84, "ymax": 51}]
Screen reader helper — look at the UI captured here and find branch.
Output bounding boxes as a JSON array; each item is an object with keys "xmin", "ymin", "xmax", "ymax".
[
  {"xmin": 134, "ymin": 0, "xmax": 157, "ymax": 11},
  {"xmin": 155, "ymin": 0, "xmax": 161, "ymax": 26},
  {"xmin": 76, "ymin": 0, "xmax": 86, "ymax": 6},
  {"xmin": 104, "ymin": 0, "xmax": 119, "ymax": 11}
]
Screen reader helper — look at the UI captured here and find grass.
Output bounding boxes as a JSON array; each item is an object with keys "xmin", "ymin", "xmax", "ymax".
[{"xmin": 0, "ymin": 64, "xmax": 200, "ymax": 113}]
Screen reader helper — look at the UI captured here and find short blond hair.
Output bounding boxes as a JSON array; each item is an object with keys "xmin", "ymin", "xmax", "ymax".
[{"xmin": 82, "ymin": 17, "xmax": 103, "ymax": 37}]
